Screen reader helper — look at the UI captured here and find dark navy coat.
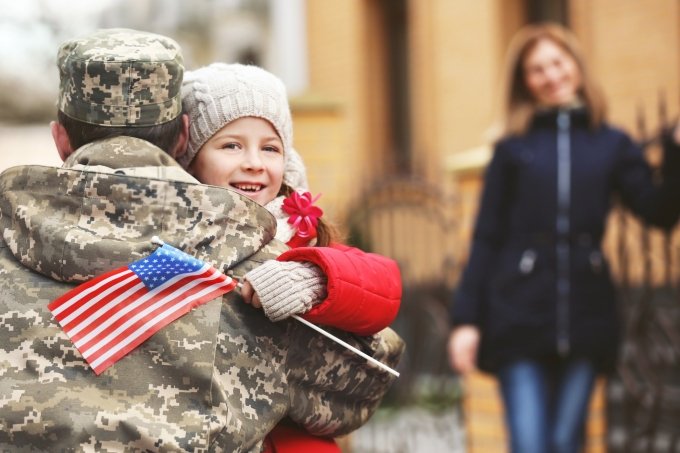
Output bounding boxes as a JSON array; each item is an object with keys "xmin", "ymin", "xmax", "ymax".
[{"xmin": 451, "ymin": 108, "xmax": 680, "ymax": 373}]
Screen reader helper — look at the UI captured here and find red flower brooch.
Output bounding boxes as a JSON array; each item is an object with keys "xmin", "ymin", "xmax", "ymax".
[{"xmin": 282, "ymin": 191, "xmax": 323, "ymax": 246}]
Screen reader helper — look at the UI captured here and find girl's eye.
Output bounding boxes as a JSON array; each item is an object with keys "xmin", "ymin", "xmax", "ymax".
[
  {"xmin": 263, "ymin": 145, "xmax": 281, "ymax": 153},
  {"xmin": 221, "ymin": 143, "xmax": 240, "ymax": 150}
]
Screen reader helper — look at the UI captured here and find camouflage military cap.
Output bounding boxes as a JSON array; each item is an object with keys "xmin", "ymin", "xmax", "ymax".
[{"xmin": 57, "ymin": 28, "xmax": 184, "ymax": 127}]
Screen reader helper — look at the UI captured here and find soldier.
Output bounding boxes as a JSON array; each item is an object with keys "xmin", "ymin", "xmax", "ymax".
[{"xmin": 0, "ymin": 28, "xmax": 404, "ymax": 452}]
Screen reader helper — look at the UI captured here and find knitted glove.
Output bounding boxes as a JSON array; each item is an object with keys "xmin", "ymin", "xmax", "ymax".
[{"xmin": 244, "ymin": 260, "xmax": 328, "ymax": 321}]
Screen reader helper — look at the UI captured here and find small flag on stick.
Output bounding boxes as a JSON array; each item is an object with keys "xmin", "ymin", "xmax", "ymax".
[{"xmin": 49, "ymin": 240, "xmax": 236, "ymax": 375}]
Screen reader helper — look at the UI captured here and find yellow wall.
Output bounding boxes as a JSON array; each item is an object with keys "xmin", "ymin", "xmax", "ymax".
[
  {"xmin": 290, "ymin": 96, "xmax": 345, "ymax": 220},
  {"xmin": 571, "ymin": 0, "xmax": 680, "ymax": 131},
  {"xmin": 298, "ymin": 0, "xmax": 527, "ymax": 221},
  {"xmin": 294, "ymin": 1, "xmax": 394, "ymax": 224},
  {"xmin": 298, "ymin": 0, "xmax": 680, "ymax": 269},
  {"xmin": 409, "ymin": 0, "xmax": 506, "ymax": 183}
]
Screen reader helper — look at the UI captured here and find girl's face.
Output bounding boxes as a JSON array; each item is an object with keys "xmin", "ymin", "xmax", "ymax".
[
  {"xmin": 523, "ymin": 38, "xmax": 581, "ymax": 107},
  {"xmin": 190, "ymin": 116, "xmax": 284, "ymax": 206}
]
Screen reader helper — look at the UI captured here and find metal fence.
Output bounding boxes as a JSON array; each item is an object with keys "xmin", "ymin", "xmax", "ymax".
[
  {"xmin": 343, "ymin": 176, "xmax": 463, "ymax": 451},
  {"xmin": 345, "ymin": 176, "xmax": 459, "ymax": 401},
  {"xmin": 606, "ymin": 100, "xmax": 680, "ymax": 452}
]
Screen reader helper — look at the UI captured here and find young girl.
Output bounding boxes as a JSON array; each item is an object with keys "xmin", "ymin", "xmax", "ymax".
[{"xmin": 179, "ymin": 63, "xmax": 401, "ymax": 452}]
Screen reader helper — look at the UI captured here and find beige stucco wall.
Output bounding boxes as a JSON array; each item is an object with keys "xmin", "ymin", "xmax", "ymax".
[
  {"xmin": 302, "ymin": 1, "xmax": 372, "ymax": 203},
  {"xmin": 571, "ymin": 0, "xmax": 680, "ymax": 132},
  {"xmin": 409, "ymin": 0, "xmax": 506, "ymax": 183},
  {"xmin": 290, "ymin": 96, "xmax": 346, "ymax": 220},
  {"xmin": 297, "ymin": 0, "xmax": 680, "ymax": 260}
]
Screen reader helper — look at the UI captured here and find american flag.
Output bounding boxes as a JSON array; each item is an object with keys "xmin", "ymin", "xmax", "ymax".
[{"xmin": 49, "ymin": 243, "xmax": 237, "ymax": 375}]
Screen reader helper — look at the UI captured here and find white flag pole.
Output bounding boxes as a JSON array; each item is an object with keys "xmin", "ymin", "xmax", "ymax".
[
  {"xmin": 291, "ymin": 314, "xmax": 400, "ymax": 377},
  {"xmin": 233, "ymin": 279, "xmax": 399, "ymax": 377}
]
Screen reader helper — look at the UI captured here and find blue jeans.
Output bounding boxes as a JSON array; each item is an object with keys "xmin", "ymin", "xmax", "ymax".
[{"xmin": 497, "ymin": 357, "xmax": 597, "ymax": 453}]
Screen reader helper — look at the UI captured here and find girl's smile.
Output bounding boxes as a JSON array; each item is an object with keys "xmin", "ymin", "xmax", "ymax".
[{"xmin": 190, "ymin": 116, "xmax": 285, "ymax": 206}]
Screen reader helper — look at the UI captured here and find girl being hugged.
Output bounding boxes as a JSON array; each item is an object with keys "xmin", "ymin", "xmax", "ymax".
[
  {"xmin": 448, "ymin": 23, "xmax": 680, "ymax": 453},
  {"xmin": 179, "ymin": 63, "xmax": 402, "ymax": 453}
]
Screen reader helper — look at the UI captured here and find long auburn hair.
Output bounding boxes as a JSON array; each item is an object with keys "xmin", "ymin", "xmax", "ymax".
[
  {"xmin": 500, "ymin": 22, "xmax": 607, "ymax": 137},
  {"xmin": 278, "ymin": 183, "xmax": 340, "ymax": 247}
]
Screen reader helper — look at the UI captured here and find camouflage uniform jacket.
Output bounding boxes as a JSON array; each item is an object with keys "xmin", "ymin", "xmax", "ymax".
[{"xmin": 0, "ymin": 137, "xmax": 404, "ymax": 452}]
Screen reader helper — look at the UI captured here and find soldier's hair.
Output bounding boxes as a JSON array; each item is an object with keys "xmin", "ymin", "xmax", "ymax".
[{"xmin": 58, "ymin": 110, "xmax": 185, "ymax": 156}]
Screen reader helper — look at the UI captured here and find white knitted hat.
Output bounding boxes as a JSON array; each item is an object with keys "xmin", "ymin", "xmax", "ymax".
[{"xmin": 179, "ymin": 63, "xmax": 308, "ymax": 190}]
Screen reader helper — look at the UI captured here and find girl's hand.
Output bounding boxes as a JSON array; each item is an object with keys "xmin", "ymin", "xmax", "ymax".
[
  {"xmin": 241, "ymin": 261, "xmax": 326, "ymax": 321},
  {"xmin": 447, "ymin": 325, "xmax": 480, "ymax": 375},
  {"xmin": 240, "ymin": 280, "xmax": 262, "ymax": 309}
]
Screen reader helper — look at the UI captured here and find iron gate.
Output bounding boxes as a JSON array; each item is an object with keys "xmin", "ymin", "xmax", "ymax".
[{"xmin": 606, "ymin": 100, "xmax": 680, "ymax": 452}]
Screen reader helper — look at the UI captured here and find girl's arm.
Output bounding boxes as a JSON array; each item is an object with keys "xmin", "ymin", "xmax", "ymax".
[
  {"xmin": 244, "ymin": 244, "xmax": 401, "ymax": 336},
  {"xmin": 279, "ymin": 244, "xmax": 401, "ymax": 336}
]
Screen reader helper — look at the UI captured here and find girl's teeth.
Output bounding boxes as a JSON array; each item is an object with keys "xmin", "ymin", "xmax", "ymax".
[{"xmin": 235, "ymin": 184, "xmax": 261, "ymax": 192}]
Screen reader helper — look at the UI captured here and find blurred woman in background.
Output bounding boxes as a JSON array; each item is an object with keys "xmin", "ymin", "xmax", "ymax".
[{"xmin": 448, "ymin": 22, "xmax": 680, "ymax": 453}]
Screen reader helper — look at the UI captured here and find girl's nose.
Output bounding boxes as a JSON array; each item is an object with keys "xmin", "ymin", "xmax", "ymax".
[{"xmin": 242, "ymin": 148, "xmax": 264, "ymax": 171}]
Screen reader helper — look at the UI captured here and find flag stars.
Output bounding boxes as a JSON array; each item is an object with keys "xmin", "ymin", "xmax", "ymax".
[{"xmin": 129, "ymin": 245, "xmax": 205, "ymax": 290}]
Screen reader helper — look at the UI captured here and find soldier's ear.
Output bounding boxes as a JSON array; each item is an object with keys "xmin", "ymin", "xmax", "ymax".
[
  {"xmin": 51, "ymin": 121, "xmax": 74, "ymax": 161},
  {"xmin": 170, "ymin": 113, "xmax": 190, "ymax": 160}
]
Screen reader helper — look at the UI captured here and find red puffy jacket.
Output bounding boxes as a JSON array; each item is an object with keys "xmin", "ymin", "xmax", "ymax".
[
  {"xmin": 263, "ymin": 243, "xmax": 402, "ymax": 453},
  {"xmin": 280, "ymin": 243, "xmax": 401, "ymax": 335}
]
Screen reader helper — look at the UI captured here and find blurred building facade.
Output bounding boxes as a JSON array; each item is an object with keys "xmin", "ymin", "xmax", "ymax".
[
  {"xmin": 294, "ymin": 1, "xmax": 680, "ymax": 452},
  {"xmin": 296, "ymin": 0, "xmax": 680, "ymax": 234}
]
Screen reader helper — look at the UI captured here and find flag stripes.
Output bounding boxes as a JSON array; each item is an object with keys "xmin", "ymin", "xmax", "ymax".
[
  {"xmin": 88, "ymin": 277, "xmax": 233, "ymax": 372},
  {"xmin": 48, "ymin": 243, "xmax": 237, "ymax": 375}
]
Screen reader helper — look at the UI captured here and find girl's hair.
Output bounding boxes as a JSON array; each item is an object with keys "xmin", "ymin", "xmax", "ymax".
[
  {"xmin": 500, "ymin": 22, "xmax": 607, "ymax": 136},
  {"xmin": 279, "ymin": 183, "xmax": 341, "ymax": 247}
]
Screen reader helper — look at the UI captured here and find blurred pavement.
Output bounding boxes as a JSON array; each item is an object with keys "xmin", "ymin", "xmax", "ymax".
[{"xmin": 347, "ymin": 407, "xmax": 463, "ymax": 453}]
